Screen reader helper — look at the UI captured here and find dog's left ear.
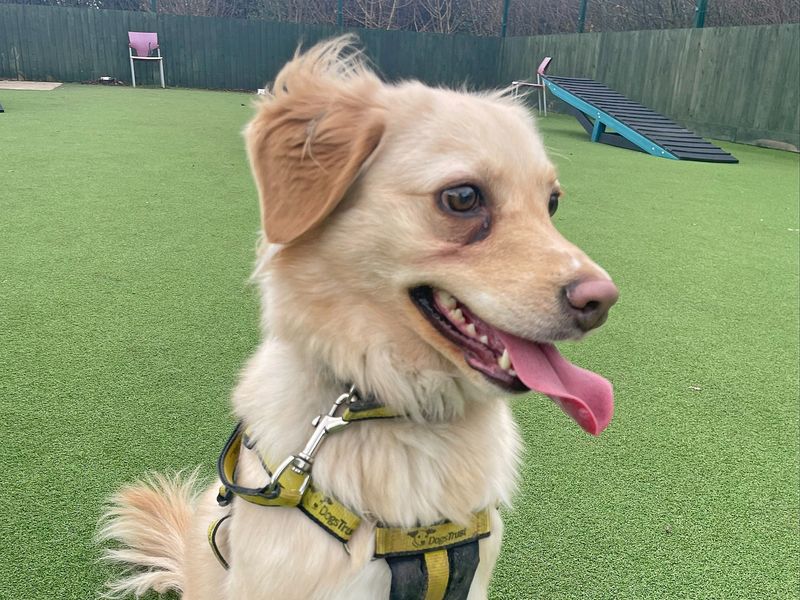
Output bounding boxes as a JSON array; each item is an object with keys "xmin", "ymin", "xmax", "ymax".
[{"xmin": 245, "ymin": 51, "xmax": 385, "ymax": 245}]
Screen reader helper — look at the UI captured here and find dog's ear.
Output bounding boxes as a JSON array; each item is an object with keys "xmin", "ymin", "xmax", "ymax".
[{"xmin": 245, "ymin": 39, "xmax": 385, "ymax": 245}]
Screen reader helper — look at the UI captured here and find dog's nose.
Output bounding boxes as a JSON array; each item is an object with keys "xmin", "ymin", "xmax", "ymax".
[{"xmin": 564, "ymin": 279, "xmax": 619, "ymax": 331}]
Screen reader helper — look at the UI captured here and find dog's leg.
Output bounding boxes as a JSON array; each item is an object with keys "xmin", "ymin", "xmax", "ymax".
[
  {"xmin": 467, "ymin": 508, "xmax": 504, "ymax": 600},
  {"xmin": 225, "ymin": 501, "xmax": 357, "ymax": 599}
]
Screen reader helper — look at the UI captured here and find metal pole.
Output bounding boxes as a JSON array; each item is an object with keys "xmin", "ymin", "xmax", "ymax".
[
  {"xmin": 337, "ymin": 0, "xmax": 343, "ymax": 27},
  {"xmin": 501, "ymin": 0, "xmax": 510, "ymax": 37},
  {"xmin": 694, "ymin": 0, "xmax": 708, "ymax": 28},
  {"xmin": 577, "ymin": 0, "xmax": 588, "ymax": 33}
]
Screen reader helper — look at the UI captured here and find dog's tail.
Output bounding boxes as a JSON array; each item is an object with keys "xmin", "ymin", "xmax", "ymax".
[{"xmin": 98, "ymin": 469, "xmax": 202, "ymax": 598}]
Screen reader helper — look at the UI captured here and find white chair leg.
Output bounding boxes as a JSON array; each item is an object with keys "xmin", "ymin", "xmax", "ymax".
[
  {"xmin": 129, "ymin": 55, "xmax": 136, "ymax": 88},
  {"xmin": 535, "ymin": 75, "xmax": 542, "ymax": 116},
  {"xmin": 543, "ymin": 86, "xmax": 547, "ymax": 117},
  {"xmin": 157, "ymin": 50, "xmax": 165, "ymax": 88}
]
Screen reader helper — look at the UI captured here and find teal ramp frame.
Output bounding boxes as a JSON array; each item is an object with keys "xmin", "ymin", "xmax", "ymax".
[
  {"xmin": 536, "ymin": 69, "xmax": 737, "ymax": 163},
  {"xmin": 542, "ymin": 77, "xmax": 678, "ymax": 160}
]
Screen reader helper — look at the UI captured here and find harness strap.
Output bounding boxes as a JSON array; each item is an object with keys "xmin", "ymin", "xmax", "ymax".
[
  {"xmin": 298, "ymin": 484, "xmax": 361, "ymax": 543},
  {"xmin": 213, "ymin": 390, "xmax": 491, "ymax": 599},
  {"xmin": 217, "ymin": 424, "xmax": 307, "ymax": 508},
  {"xmin": 423, "ymin": 550, "xmax": 450, "ymax": 600},
  {"xmin": 374, "ymin": 509, "xmax": 491, "ymax": 558},
  {"xmin": 217, "ymin": 392, "xmax": 399, "ymax": 509},
  {"xmin": 377, "ymin": 510, "xmax": 490, "ymax": 600},
  {"xmin": 386, "ymin": 541, "xmax": 481, "ymax": 600},
  {"xmin": 342, "ymin": 394, "xmax": 398, "ymax": 421},
  {"xmin": 207, "ymin": 514, "xmax": 232, "ymax": 570},
  {"xmin": 218, "ymin": 423, "xmax": 364, "ymax": 542}
]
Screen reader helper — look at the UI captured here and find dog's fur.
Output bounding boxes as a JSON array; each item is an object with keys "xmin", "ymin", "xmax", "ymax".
[{"xmin": 100, "ymin": 37, "xmax": 614, "ymax": 599}]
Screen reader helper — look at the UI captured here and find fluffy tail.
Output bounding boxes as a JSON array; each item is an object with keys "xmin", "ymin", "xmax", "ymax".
[{"xmin": 98, "ymin": 469, "xmax": 202, "ymax": 598}]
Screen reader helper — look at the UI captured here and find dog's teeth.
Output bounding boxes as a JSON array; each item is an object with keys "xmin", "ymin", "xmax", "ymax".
[
  {"xmin": 479, "ymin": 335, "xmax": 489, "ymax": 345},
  {"xmin": 498, "ymin": 349, "xmax": 511, "ymax": 370},
  {"xmin": 466, "ymin": 323, "xmax": 477, "ymax": 337},
  {"xmin": 451, "ymin": 308, "xmax": 465, "ymax": 323},
  {"xmin": 508, "ymin": 369, "xmax": 516, "ymax": 377},
  {"xmin": 436, "ymin": 290, "xmax": 457, "ymax": 309}
]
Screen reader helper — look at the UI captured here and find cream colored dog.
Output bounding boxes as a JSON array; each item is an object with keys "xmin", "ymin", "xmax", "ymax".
[{"xmin": 100, "ymin": 37, "xmax": 618, "ymax": 600}]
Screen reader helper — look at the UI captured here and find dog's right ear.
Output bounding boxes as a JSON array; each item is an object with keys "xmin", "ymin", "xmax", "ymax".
[{"xmin": 245, "ymin": 40, "xmax": 385, "ymax": 245}]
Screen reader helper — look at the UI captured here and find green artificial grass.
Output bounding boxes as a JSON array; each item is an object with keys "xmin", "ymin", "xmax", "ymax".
[{"xmin": 1, "ymin": 85, "xmax": 798, "ymax": 600}]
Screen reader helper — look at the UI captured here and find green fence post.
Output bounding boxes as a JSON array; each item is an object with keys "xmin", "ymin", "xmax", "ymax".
[
  {"xmin": 150, "ymin": 0, "xmax": 157, "ymax": 12},
  {"xmin": 337, "ymin": 0, "xmax": 343, "ymax": 27},
  {"xmin": 501, "ymin": 0, "xmax": 510, "ymax": 37},
  {"xmin": 577, "ymin": 0, "xmax": 588, "ymax": 33},
  {"xmin": 694, "ymin": 0, "xmax": 708, "ymax": 27}
]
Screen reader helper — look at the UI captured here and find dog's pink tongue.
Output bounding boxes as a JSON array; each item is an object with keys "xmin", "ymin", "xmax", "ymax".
[{"xmin": 498, "ymin": 333, "xmax": 613, "ymax": 435}]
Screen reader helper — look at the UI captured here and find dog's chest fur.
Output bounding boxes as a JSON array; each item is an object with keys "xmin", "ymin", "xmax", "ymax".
[
  {"xmin": 222, "ymin": 339, "xmax": 521, "ymax": 598},
  {"xmin": 232, "ymin": 339, "xmax": 522, "ymax": 530}
]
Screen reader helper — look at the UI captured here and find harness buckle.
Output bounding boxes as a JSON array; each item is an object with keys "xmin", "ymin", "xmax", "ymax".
[
  {"xmin": 264, "ymin": 385, "xmax": 358, "ymax": 500},
  {"xmin": 265, "ymin": 454, "xmax": 311, "ymax": 500}
]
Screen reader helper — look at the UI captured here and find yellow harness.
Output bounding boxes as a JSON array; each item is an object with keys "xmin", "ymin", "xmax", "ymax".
[{"xmin": 210, "ymin": 386, "xmax": 491, "ymax": 600}]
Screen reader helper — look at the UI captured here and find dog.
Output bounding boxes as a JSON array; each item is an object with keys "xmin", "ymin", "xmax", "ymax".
[{"xmin": 100, "ymin": 36, "xmax": 618, "ymax": 600}]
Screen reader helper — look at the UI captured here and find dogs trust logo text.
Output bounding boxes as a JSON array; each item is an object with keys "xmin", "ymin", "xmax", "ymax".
[
  {"xmin": 313, "ymin": 497, "xmax": 355, "ymax": 538},
  {"xmin": 406, "ymin": 526, "xmax": 469, "ymax": 550}
]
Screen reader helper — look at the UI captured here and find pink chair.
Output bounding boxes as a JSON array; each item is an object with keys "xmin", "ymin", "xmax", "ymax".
[
  {"xmin": 511, "ymin": 57, "xmax": 552, "ymax": 116},
  {"xmin": 128, "ymin": 32, "xmax": 165, "ymax": 88}
]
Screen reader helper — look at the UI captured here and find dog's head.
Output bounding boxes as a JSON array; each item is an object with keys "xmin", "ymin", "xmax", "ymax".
[{"xmin": 246, "ymin": 37, "xmax": 618, "ymax": 432}]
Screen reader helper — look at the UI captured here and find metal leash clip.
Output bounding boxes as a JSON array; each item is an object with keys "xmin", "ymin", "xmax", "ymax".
[{"xmin": 266, "ymin": 385, "xmax": 357, "ymax": 499}]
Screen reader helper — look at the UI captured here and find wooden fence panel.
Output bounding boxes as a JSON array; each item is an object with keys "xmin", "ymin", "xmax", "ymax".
[
  {"xmin": 0, "ymin": 4, "xmax": 797, "ymax": 147},
  {"xmin": 0, "ymin": 5, "xmax": 497, "ymax": 90},
  {"xmin": 500, "ymin": 24, "xmax": 800, "ymax": 147}
]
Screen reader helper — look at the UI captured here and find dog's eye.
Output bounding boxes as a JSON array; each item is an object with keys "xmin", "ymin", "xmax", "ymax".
[
  {"xmin": 441, "ymin": 186, "xmax": 480, "ymax": 213},
  {"xmin": 548, "ymin": 191, "xmax": 559, "ymax": 216}
]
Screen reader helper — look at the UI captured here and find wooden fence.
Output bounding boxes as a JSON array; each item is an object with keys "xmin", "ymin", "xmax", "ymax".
[
  {"xmin": 0, "ymin": 4, "xmax": 500, "ymax": 91},
  {"xmin": 0, "ymin": 4, "xmax": 797, "ymax": 147},
  {"xmin": 501, "ymin": 24, "xmax": 800, "ymax": 148}
]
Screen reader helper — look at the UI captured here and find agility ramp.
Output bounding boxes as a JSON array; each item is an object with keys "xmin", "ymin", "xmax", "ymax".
[{"xmin": 538, "ymin": 61, "xmax": 737, "ymax": 163}]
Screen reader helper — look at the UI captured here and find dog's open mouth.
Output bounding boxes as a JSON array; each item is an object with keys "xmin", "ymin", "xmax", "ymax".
[{"xmin": 410, "ymin": 285, "xmax": 614, "ymax": 435}]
